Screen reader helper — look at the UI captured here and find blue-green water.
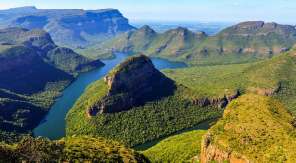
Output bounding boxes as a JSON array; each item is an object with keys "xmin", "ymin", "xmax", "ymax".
[{"xmin": 33, "ymin": 53, "xmax": 186, "ymax": 140}]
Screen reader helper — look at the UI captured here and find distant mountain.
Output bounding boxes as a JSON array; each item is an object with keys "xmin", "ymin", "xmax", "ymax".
[
  {"xmin": 0, "ymin": 27, "xmax": 104, "ymax": 135},
  {"xmin": 95, "ymin": 21, "xmax": 296, "ymax": 65},
  {"xmin": 0, "ymin": 6, "xmax": 135, "ymax": 48},
  {"xmin": 131, "ymin": 21, "xmax": 231, "ymax": 35}
]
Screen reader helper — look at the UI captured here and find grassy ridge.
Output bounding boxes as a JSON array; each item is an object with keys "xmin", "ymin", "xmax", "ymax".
[
  {"xmin": 0, "ymin": 136, "xmax": 148, "ymax": 162},
  {"xmin": 203, "ymin": 94, "xmax": 296, "ymax": 162}
]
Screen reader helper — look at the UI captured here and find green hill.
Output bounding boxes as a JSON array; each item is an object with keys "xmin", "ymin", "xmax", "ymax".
[
  {"xmin": 0, "ymin": 136, "xmax": 148, "ymax": 162},
  {"xmin": 143, "ymin": 130, "xmax": 206, "ymax": 163},
  {"xmin": 164, "ymin": 49, "xmax": 296, "ymax": 115},
  {"xmin": 0, "ymin": 27, "xmax": 104, "ymax": 139},
  {"xmin": 89, "ymin": 21, "xmax": 296, "ymax": 65},
  {"xmin": 200, "ymin": 94, "xmax": 296, "ymax": 162},
  {"xmin": 66, "ymin": 55, "xmax": 222, "ymax": 147}
]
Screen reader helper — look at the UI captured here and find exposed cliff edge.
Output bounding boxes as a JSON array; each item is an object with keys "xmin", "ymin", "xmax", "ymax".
[
  {"xmin": 200, "ymin": 133, "xmax": 250, "ymax": 163},
  {"xmin": 192, "ymin": 90, "xmax": 240, "ymax": 108},
  {"xmin": 199, "ymin": 94, "xmax": 296, "ymax": 163},
  {"xmin": 87, "ymin": 55, "xmax": 176, "ymax": 115}
]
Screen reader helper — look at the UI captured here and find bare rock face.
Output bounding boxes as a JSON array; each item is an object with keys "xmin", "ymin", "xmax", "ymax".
[
  {"xmin": 200, "ymin": 133, "xmax": 250, "ymax": 163},
  {"xmin": 88, "ymin": 55, "xmax": 176, "ymax": 115},
  {"xmin": 192, "ymin": 90, "xmax": 240, "ymax": 108}
]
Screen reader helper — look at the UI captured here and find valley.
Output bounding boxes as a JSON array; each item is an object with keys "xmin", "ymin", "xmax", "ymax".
[
  {"xmin": 0, "ymin": 27, "xmax": 104, "ymax": 141},
  {"xmin": 33, "ymin": 53, "xmax": 186, "ymax": 140},
  {"xmin": 1, "ymin": 3, "xmax": 296, "ymax": 162}
]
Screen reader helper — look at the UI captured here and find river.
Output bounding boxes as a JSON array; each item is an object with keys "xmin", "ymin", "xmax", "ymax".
[{"xmin": 33, "ymin": 53, "xmax": 187, "ymax": 140}]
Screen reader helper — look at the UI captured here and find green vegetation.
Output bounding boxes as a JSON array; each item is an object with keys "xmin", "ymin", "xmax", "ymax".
[
  {"xmin": 66, "ymin": 79, "xmax": 221, "ymax": 147},
  {"xmin": 67, "ymin": 50, "xmax": 296, "ymax": 149},
  {"xmin": 90, "ymin": 21, "xmax": 296, "ymax": 66},
  {"xmin": 0, "ymin": 27, "xmax": 104, "ymax": 139},
  {"xmin": 62, "ymin": 136, "xmax": 148, "ymax": 162},
  {"xmin": 66, "ymin": 55, "xmax": 222, "ymax": 146},
  {"xmin": 143, "ymin": 130, "xmax": 206, "ymax": 163},
  {"xmin": 203, "ymin": 94, "xmax": 296, "ymax": 162},
  {"xmin": 164, "ymin": 50, "xmax": 296, "ymax": 115},
  {"xmin": 0, "ymin": 81, "xmax": 69, "ymax": 136},
  {"xmin": 0, "ymin": 136, "xmax": 148, "ymax": 162}
]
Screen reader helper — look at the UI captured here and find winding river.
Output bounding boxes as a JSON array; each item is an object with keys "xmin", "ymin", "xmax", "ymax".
[{"xmin": 33, "ymin": 53, "xmax": 187, "ymax": 140}]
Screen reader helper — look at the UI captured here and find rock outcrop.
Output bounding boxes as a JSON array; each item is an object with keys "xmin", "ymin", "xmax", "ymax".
[
  {"xmin": 192, "ymin": 90, "xmax": 240, "ymax": 108},
  {"xmin": 88, "ymin": 55, "xmax": 176, "ymax": 115},
  {"xmin": 200, "ymin": 133, "xmax": 249, "ymax": 163}
]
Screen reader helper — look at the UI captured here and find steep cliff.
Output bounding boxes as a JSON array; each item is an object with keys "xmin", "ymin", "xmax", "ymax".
[{"xmin": 88, "ymin": 55, "xmax": 176, "ymax": 115}]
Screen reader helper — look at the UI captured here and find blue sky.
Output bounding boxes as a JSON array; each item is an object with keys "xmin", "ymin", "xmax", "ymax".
[{"xmin": 0, "ymin": 0, "xmax": 296, "ymax": 23}]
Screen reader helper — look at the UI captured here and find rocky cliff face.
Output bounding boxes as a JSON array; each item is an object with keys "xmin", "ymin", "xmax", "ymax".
[
  {"xmin": 200, "ymin": 133, "xmax": 249, "ymax": 163},
  {"xmin": 88, "ymin": 55, "xmax": 176, "ymax": 115},
  {"xmin": 0, "ymin": 7, "xmax": 135, "ymax": 47},
  {"xmin": 192, "ymin": 90, "xmax": 240, "ymax": 108}
]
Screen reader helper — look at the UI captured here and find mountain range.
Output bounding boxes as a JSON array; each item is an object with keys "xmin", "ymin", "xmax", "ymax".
[
  {"xmin": 93, "ymin": 21, "xmax": 296, "ymax": 65},
  {"xmin": 0, "ymin": 6, "xmax": 135, "ymax": 48}
]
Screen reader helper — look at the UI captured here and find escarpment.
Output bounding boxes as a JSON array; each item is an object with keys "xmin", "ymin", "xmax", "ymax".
[
  {"xmin": 87, "ymin": 55, "xmax": 176, "ymax": 115},
  {"xmin": 0, "ymin": 7, "xmax": 135, "ymax": 47}
]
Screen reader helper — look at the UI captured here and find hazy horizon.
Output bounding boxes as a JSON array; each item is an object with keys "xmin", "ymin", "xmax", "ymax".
[{"xmin": 0, "ymin": 0, "xmax": 296, "ymax": 24}]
